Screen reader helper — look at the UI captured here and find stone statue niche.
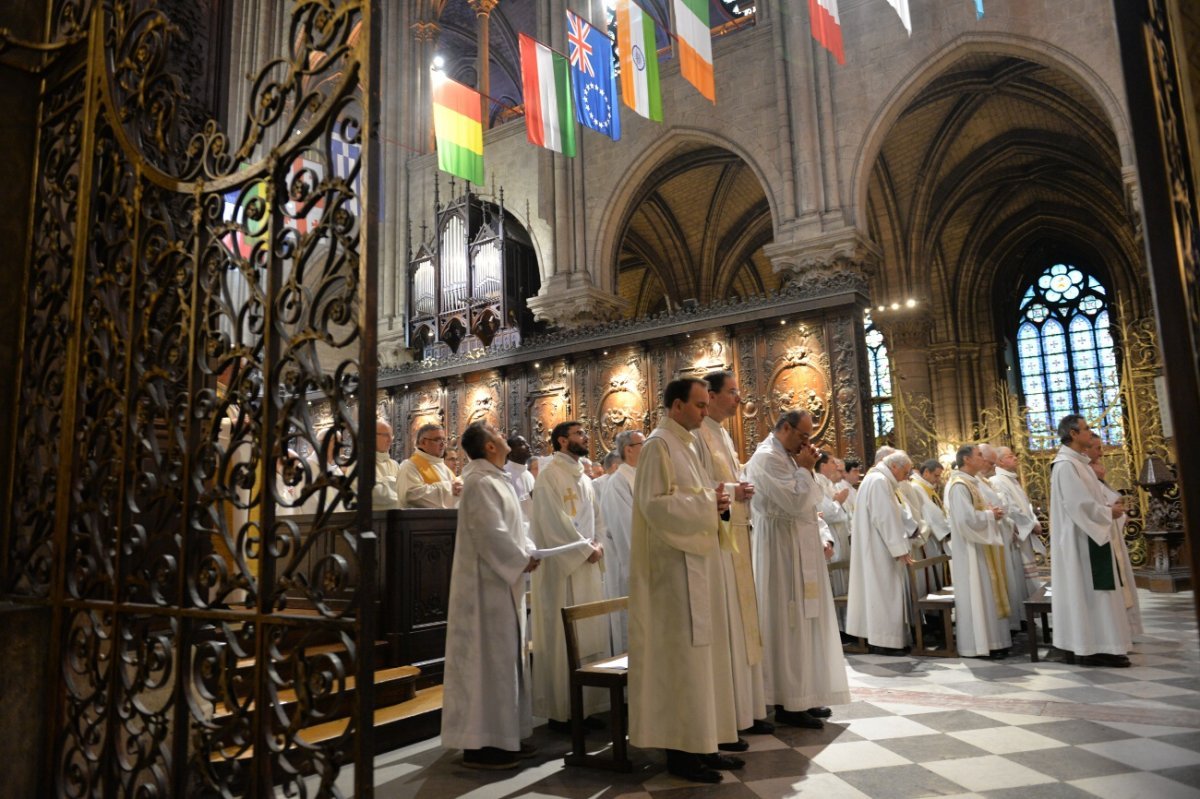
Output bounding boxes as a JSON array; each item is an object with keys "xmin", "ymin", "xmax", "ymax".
[{"xmin": 408, "ymin": 180, "xmax": 541, "ymax": 359}]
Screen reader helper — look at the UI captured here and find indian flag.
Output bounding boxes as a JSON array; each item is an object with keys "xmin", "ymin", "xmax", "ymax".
[
  {"xmin": 432, "ymin": 73, "xmax": 485, "ymax": 185},
  {"xmin": 673, "ymin": 0, "xmax": 714, "ymax": 102},
  {"xmin": 519, "ymin": 33, "xmax": 576, "ymax": 156},
  {"xmin": 617, "ymin": 0, "xmax": 662, "ymax": 122}
]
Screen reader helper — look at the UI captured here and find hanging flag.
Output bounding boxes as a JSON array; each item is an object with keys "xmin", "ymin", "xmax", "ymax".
[
  {"xmin": 809, "ymin": 0, "xmax": 845, "ymax": 65},
  {"xmin": 974, "ymin": 0, "xmax": 984, "ymax": 18},
  {"xmin": 432, "ymin": 73, "xmax": 485, "ymax": 185},
  {"xmin": 672, "ymin": 0, "xmax": 715, "ymax": 102},
  {"xmin": 884, "ymin": 0, "xmax": 912, "ymax": 34},
  {"xmin": 566, "ymin": 9, "xmax": 621, "ymax": 141},
  {"xmin": 617, "ymin": 0, "xmax": 662, "ymax": 122},
  {"xmin": 519, "ymin": 33, "xmax": 577, "ymax": 156}
]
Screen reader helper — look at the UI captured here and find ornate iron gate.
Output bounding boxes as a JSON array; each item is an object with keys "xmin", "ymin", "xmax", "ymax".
[{"xmin": 2, "ymin": 1, "xmax": 380, "ymax": 795}]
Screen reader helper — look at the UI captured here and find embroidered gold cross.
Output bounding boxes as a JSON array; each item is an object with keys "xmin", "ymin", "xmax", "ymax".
[{"xmin": 563, "ymin": 487, "xmax": 579, "ymax": 516}]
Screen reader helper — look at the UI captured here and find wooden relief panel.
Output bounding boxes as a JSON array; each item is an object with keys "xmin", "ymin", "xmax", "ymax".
[
  {"xmin": 595, "ymin": 350, "xmax": 649, "ymax": 454},
  {"xmin": 460, "ymin": 371, "xmax": 503, "ymax": 437},
  {"xmin": 410, "ymin": 531, "xmax": 455, "ymax": 627},
  {"xmin": 764, "ymin": 323, "xmax": 834, "ymax": 446},
  {"xmin": 405, "ymin": 382, "xmax": 445, "ymax": 454},
  {"xmin": 677, "ymin": 335, "xmax": 731, "ymax": 377},
  {"xmin": 526, "ymin": 361, "xmax": 572, "ymax": 455},
  {"xmin": 735, "ymin": 327, "xmax": 765, "ymax": 461}
]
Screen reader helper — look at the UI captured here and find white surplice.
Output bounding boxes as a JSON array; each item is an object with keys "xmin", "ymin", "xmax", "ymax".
[
  {"xmin": 816, "ymin": 472, "xmax": 852, "ymax": 600},
  {"xmin": 746, "ymin": 435, "xmax": 851, "ymax": 711},
  {"xmin": 441, "ymin": 459, "xmax": 536, "ymax": 751},
  {"xmin": 599, "ymin": 462, "xmax": 636, "ymax": 653},
  {"xmin": 374, "ymin": 452, "xmax": 404, "ymax": 509},
  {"xmin": 696, "ymin": 416, "xmax": 767, "ymax": 729},
  {"xmin": 529, "ymin": 452, "xmax": 609, "ymax": 721},
  {"xmin": 1096, "ymin": 478, "xmax": 1144, "ymax": 636},
  {"xmin": 1049, "ymin": 446, "xmax": 1132, "ymax": 656},
  {"xmin": 629, "ymin": 418, "xmax": 736, "ymax": 754},
  {"xmin": 396, "ymin": 450, "xmax": 459, "ymax": 508},
  {"xmin": 845, "ymin": 464, "xmax": 913, "ymax": 649},
  {"xmin": 944, "ymin": 472, "xmax": 1013, "ymax": 656},
  {"xmin": 503, "ymin": 460, "xmax": 535, "ymax": 522},
  {"xmin": 990, "ymin": 467, "xmax": 1045, "ymax": 626}
]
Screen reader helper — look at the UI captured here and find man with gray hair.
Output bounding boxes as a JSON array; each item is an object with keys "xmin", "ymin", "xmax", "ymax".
[
  {"xmin": 978, "ymin": 443, "xmax": 1028, "ymax": 630},
  {"xmin": 991, "ymin": 445, "xmax": 1046, "ymax": 606},
  {"xmin": 1050, "ymin": 415, "xmax": 1132, "ymax": 666},
  {"xmin": 396, "ymin": 422, "xmax": 462, "ymax": 508},
  {"xmin": 592, "ymin": 450, "xmax": 622, "ymax": 502},
  {"xmin": 600, "ymin": 429, "xmax": 645, "ymax": 652},
  {"xmin": 846, "ymin": 450, "xmax": 917, "ymax": 655}
]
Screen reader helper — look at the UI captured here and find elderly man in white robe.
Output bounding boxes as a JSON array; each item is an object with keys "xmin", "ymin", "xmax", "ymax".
[
  {"xmin": 372, "ymin": 420, "xmax": 404, "ymax": 509},
  {"xmin": 592, "ymin": 451, "xmax": 621, "ymax": 502},
  {"xmin": 815, "ymin": 452, "xmax": 851, "ymax": 580},
  {"xmin": 991, "ymin": 446, "xmax": 1047, "ymax": 603},
  {"xmin": 441, "ymin": 422, "xmax": 541, "ymax": 770},
  {"xmin": 945, "ymin": 444, "xmax": 1013, "ymax": 658},
  {"xmin": 599, "ymin": 428, "xmax": 644, "ymax": 654},
  {"xmin": 396, "ymin": 423, "xmax": 462, "ymax": 508},
  {"xmin": 1050, "ymin": 415, "xmax": 1132, "ymax": 666},
  {"xmin": 695, "ymin": 370, "xmax": 772, "ymax": 744},
  {"xmin": 979, "ymin": 443, "xmax": 1031, "ymax": 631},
  {"xmin": 1085, "ymin": 432, "xmax": 1143, "ymax": 637},
  {"xmin": 845, "ymin": 451, "xmax": 917, "ymax": 655},
  {"xmin": 837, "ymin": 458, "xmax": 862, "ymax": 516},
  {"xmin": 530, "ymin": 420, "xmax": 609, "ymax": 732},
  {"xmin": 747, "ymin": 411, "xmax": 851, "ymax": 730},
  {"xmin": 630, "ymin": 378, "xmax": 740, "ymax": 784}
]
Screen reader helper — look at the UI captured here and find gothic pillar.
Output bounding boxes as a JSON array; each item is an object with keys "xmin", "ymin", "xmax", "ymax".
[
  {"xmin": 929, "ymin": 344, "xmax": 963, "ymax": 446},
  {"xmin": 410, "ymin": 18, "xmax": 440, "ymax": 154},
  {"xmin": 467, "ymin": 0, "xmax": 499, "ymax": 128},
  {"xmin": 875, "ymin": 314, "xmax": 937, "ymax": 459}
]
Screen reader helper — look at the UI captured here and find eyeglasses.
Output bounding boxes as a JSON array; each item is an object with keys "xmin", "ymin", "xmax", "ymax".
[{"xmin": 421, "ymin": 436, "xmax": 447, "ymax": 444}]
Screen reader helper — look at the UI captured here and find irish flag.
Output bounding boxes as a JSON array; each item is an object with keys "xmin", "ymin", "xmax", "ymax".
[
  {"xmin": 432, "ymin": 74, "xmax": 484, "ymax": 185},
  {"xmin": 617, "ymin": 0, "xmax": 662, "ymax": 122},
  {"xmin": 519, "ymin": 33, "xmax": 577, "ymax": 156},
  {"xmin": 673, "ymin": 0, "xmax": 714, "ymax": 102},
  {"xmin": 809, "ymin": 0, "xmax": 845, "ymax": 64}
]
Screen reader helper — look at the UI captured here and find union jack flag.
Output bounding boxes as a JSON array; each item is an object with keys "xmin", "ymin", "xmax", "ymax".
[{"xmin": 566, "ymin": 10, "xmax": 594, "ymax": 77}]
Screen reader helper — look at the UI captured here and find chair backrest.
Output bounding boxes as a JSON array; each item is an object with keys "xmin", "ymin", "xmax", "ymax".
[
  {"xmin": 907, "ymin": 554, "xmax": 952, "ymax": 604},
  {"xmin": 561, "ymin": 596, "xmax": 628, "ymax": 670}
]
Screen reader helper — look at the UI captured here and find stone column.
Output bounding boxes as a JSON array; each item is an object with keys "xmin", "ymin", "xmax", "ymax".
[
  {"xmin": 928, "ymin": 344, "xmax": 963, "ymax": 446},
  {"xmin": 410, "ymin": 19, "xmax": 440, "ymax": 154},
  {"xmin": 467, "ymin": 0, "xmax": 499, "ymax": 128},
  {"xmin": 874, "ymin": 314, "xmax": 937, "ymax": 460}
]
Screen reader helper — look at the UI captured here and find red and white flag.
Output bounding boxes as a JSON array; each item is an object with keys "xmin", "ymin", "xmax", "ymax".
[{"xmin": 809, "ymin": 0, "xmax": 844, "ymax": 64}]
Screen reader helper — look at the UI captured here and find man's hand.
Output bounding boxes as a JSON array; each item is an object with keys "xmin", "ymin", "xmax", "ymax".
[
  {"xmin": 587, "ymin": 541, "xmax": 604, "ymax": 564},
  {"xmin": 896, "ymin": 553, "xmax": 915, "ymax": 565},
  {"xmin": 1111, "ymin": 500, "xmax": 1125, "ymax": 519},
  {"xmin": 834, "ymin": 487, "xmax": 850, "ymax": 504},
  {"xmin": 1033, "ymin": 522, "xmax": 1044, "ymax": 536},
  {"xmin": 734, "ymin": 481, "xmax": 754, "ymax": 501},
  {"xmin": 824, "ymin": 541, "xmax": 834, "ymax": 561},
  {"xmin": 794, "ymin": 443, "xmax": 818, "ymax": 471},
  {"xmin": 452, "ymin": 479, "xmax": 464, "ymax": 496},
  {"xmin": 991, "ymin": 506, "xmax": 1005, "ymax": 520},
  {"xmin": 716, "ymin": 484, "xmax": 732, "ymax": 515},
  {"xmin": 524, "ymin": 557, "xmax": 541, "ymax": 573}
]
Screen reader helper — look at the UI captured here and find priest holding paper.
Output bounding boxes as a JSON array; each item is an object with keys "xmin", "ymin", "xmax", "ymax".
[
  {"xmin": 629, "ymin": 378, "xmax": 739, "ymax": 784},
  {"xmin": 1049, "ymin": 416, "xmax": 1132, "ymax": 666},
  {"xmin": 530, "ymin": 421, "xmax": 609, "ymax": 731},
  {"xmin": 441, "ymin": 423, "xmax": 540, "ymax": 770},
  {"xmin": 396, "ymin": 423, "xmax": 462, "ymax": 508}
]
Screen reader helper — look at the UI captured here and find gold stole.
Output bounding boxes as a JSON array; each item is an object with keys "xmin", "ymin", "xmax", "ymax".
[
  {"xmin": 409, "ymin": 453, "xmax": 443, "ymax": 485},
  {"xmin": 947, "ymin": 474, "xmax": 1010, "ymax": 618},
  {"xmin": 918, "ymin": 480, "xmax": 944, "ymax": 510}
]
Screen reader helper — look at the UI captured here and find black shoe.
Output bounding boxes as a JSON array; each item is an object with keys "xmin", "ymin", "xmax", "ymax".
[
  {"xmin": 989, "ymin": 649, "xmax": 1009, "ymax": 660},
  {"xmin": 740, "ymin": 719, "xmax": 775, "ymax": 735},
  {"xmin": 869, "ymin": 645, "xmax": 908, "ymax": 656},
  {"xmin": 517, "ymin": 741, "xmax": 537, "ymax": 759},
  {"xmin": 462, "ymin": 747, "xmax": 520, "ymax": 770},
  {"xmin": 665, "ymin": 750, "xmax": 723, "ymax": 784},
  {"xmin": 545, "ymin": 718, "xmax": 572, "ymax": 734},
  {"xmin": 584, "ymin": 715, "xmax": 607, "ymax": 730},
  {"xmin": 1079, "ymin": 653, "xmax": 1132, "ymax": 668},
  {"xmin": 717, "ymin": 737, "xmax": 749, "ymax": 752},
  {"xmin": 806, "ymin": 706, "xmax": 833, "ymax": 719},
  {"xmin": 776, "ymin": 708, "xmax": 824, "ymax": 729},
  {"xmin": 840, "ymin": 631, "xmax": 857, "ymax": 645},
  {"xmin": 702, "ymin": 753, "xmax": 745, "ymax": 770}
]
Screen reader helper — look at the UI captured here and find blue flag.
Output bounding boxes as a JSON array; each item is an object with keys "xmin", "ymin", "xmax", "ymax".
[
  {"xmin": 565, "ymin": 9, "xmax": 621, "ymax": 141},
  {"xmin": 975, "ymin": 0, "xmax": 984, "ymax": 18}
]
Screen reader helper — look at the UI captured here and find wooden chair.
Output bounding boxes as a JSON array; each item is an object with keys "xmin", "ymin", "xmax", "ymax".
[
  {"xmin": 1024, "ymin": 584, "xmax": 1056, "ymax": 663},
  {"xmin": 908, "ymin": 555, "xmax": 957, "ymax": 657},
  {"xmin": 560, "ymin": 597, "xmax": 631, "ymax": 772},
  {"xmin": 828, "ymin": 559, "xmax": 868, "ymax": 653}
]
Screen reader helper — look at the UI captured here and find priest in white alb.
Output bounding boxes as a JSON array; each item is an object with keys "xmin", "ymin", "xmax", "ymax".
[
  {"xmin": 503, "ymin": 434, "xmax": 536, "ymax": 523},
  {"xmin": 815, "ymin": 453, "xmax": 852, "ymax": 598},
  {"xmin": 1085, "ymin": 431, "xmax": 1143, "ymax": 637},
  {"xmin": 746, "ymin": 410, "xmax": 851, "ymax": 730},
  {"xmin": 396, "ymin": 423, "xmax": 462, "ymax": 508},
  {"xmin": 695, "ymin": 370, "xmax": 771, "ymax": 741},
  {"xmin": 944, "ymin": 444, "xmax": 1013, "ymax": 658},
  {"xmin": 845, "ymin": 451, "xmax": 917, "ymax": 654},
  {"xmin": 599, "ymin": 428, "xmax": 644, "ymax": 653},
  {"xmin": 979, "ymin": 443, "xmax": 1031, "ymax": 629},
  {"xmin": 1050, "ymin": 415, "xmax": 1132, "ymax": 666},
  {"xmin": 441, "ymin": 422, "xmax": 541, "ymax": 770},
  {"xmin": 529, "ymin": 420, "xmax": 609, "ymax": 731},
  {"xmin": 373, "ymin": 420, "xmax": 404, "ymax": 509},
  {"xmin": 629, "ymin": 378, "xmax": 740, "ymax": 784},
  {"xmin": 991, "ymin": 446, "xmax": 1046, "ymax": 602}
]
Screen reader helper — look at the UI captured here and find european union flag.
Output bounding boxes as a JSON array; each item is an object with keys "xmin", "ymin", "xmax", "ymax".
[{"xmin": 565, "ymin": 9, "xmax": 621, "ymax": 141}]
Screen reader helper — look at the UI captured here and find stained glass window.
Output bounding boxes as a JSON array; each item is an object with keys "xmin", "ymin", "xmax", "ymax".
[
  {"xmin": 1016, "ymin": 263, "xmax": 1123, "ymax": 448},
  {"xmin": 865, "ymin": 314, "xmax": 894, "ymax": 441}
]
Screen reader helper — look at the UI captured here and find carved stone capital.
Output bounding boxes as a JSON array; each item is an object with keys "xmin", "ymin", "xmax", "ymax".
[
  {"xmin": 410, "ymin": 20, "xmax": 440, "ymax": 42},
  {"xmin": 928, "ymin": 344, "xmax": 958, "ymax": 369},
  {"xmin": 526, "ymin": 278, "xmax": 630, "ymax": 330},
  {"xmin": 873, "ymin": 315, "xmax": 929, "ymax": 350},
  {"xmin": 466, "ymin": 0, "xmax": 501, "ymax": 16},
  {"xmin": 763, "ymin": 227, "xmax": 880, "ymax": 296}
]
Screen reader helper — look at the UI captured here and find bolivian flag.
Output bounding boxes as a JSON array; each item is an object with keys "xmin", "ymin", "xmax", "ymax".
[
  {"xmin": 673, "ymin": 0, "xmax": 714, "ymax": 102},
  {"xmin": 433, "ymin": 74, "xmax": 485, "ymax": 185}
]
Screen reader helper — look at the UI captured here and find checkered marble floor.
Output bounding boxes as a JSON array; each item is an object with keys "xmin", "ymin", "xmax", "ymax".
[{"xmin": 358, "ymin": 590, "xmax": 1200, "ymax": 798}]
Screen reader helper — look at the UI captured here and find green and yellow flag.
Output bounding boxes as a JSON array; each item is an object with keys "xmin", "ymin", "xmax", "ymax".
[{"xmin": 432, "ymin": 74, "xmax": 485, "ymax": 185}]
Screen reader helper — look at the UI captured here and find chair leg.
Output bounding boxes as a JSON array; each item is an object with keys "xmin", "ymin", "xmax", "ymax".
[
  {"xmin": 915, "ymin": 614, "xmax": 926, "ymax": 654},
  {"xmin": 570, "ymin": 681, "xmax": 586, "ymax": 758},
  {"xmin": 1026, "ymin": 606, "xmax": 1039, "ymax": 662},
  {"xmin": 942, "ymin": 609, "xmax": 955, "ymax": 656},
  {"xmin": 610, "ymin": 685, "xmax": 630, "ymax": 770}
]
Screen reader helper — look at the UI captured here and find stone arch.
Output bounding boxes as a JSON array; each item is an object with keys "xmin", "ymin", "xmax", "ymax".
[{"xmin": 593, "ymin": 127, "xmax": 782, "ymax": 304}]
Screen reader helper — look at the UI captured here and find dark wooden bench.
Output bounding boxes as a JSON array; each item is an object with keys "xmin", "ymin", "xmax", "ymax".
[
  {"xmin": 908, "ymin": 555, "xmax": 957, "ymax": 657},
  {"xmin": 828, "ymin": 559, "xmax": 868, "ymax": 653},
  {"xmin": 561, "ymin": 597, "xmax": 631, "ymax": 772}
]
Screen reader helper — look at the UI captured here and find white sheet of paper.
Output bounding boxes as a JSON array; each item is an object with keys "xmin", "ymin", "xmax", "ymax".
[
  {"xmin": 530, "ymin": 540, "xmax": 593, "ymax": 559},
  {"xmin": 593, "ymin": 655, "xmax": 627, "ymax": 669}
]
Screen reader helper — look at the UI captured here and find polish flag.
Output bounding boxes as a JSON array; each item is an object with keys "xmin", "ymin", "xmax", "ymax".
[{"xmin": 809, "ymin": 0, "xmax": 845, "ymax": 65}]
